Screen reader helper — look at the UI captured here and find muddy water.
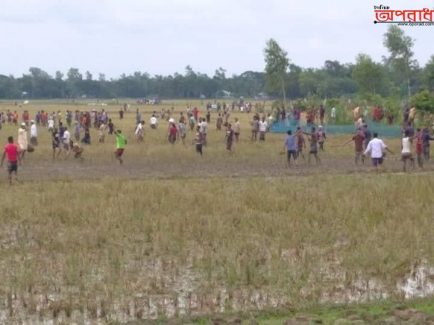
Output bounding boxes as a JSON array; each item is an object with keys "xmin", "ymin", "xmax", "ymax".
[{"xmin": 1, "ymin": 260, "xmax": 433, "ymax": 323}]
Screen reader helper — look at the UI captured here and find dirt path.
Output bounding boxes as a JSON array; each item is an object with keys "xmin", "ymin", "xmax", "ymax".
[{"xmin": 14, "ymin": 155, "xmax": 434, "ymax": 182}]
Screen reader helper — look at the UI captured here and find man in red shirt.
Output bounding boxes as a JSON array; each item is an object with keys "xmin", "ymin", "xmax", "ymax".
[
  {"xmin": 168, "ymin": 122, "xmax": 178, "ymax": 144},
  {"xmin": 415, "ymin": 128, "xmax": 424, "ymax": 168},
  {"xmin": 1, "ymin": 136, "xmax": 21, "ymax": 184}
]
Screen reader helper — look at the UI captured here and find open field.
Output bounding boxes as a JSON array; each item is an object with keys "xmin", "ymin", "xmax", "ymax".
[
  {"xmin": 0, "ymin": 100, "xmax": 433, "ymax": 323},
  {"xmin": 0, "ymin": 99, "xmax": 433, "ymax": 181}
]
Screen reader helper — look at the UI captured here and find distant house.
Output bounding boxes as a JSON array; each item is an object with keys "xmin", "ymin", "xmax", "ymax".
[
  {"xmin": 215, "ymin": 90, "xmax": 232, "ymax": 99},
  {"xmin": 255, "ymin": 92, "xmax": 269, "ymax": 100}
]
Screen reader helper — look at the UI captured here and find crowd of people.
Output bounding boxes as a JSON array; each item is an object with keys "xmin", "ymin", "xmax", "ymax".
[
  {"xmin": 281, "ymin": 117, "xmax": 434, "ymax": 171},
  {"xmin": 1, "ymin": 104, "xmax": 433, "ymax": 184}
]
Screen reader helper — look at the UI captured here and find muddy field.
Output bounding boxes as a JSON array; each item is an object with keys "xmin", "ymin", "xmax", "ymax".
[
  {"xmin": 0, "ymin": 102, "xmax": 433, "ymax": 324},
  {"xmin": 14, "ymin": 148, "xmax": 434, "ymax": 182}
]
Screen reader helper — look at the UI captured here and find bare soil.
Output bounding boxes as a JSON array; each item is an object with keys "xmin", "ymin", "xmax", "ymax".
[{"xmin": 16, "ymin": 152, "xmax": 434, "ymax": 181}]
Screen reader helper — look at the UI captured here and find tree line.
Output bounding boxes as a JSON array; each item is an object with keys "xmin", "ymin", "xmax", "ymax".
[
  {"xmin": 0, "ymin": 26, "xmax": 433, "ymax": 110},
  {"xmin": 262, "ymin": 25, "xmax": 434, "ymax": 114}
]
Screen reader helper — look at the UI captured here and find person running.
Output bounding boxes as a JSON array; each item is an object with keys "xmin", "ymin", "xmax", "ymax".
[
  {"xmin": 199, "ymin": 118, "xmax": 208, "ymax": 146},
  {"xmin": 194, "ymin": 125, "xmax": 203, "ymax": 156},
  {"xmin": 258, "ymin": 117, "xmax": 268, "ymax": 141},
  {"xmin": 319, "ymin": 105, "xmax": 325, "ymax": 125},
  {"xmin": 233, "ymin": 118, "xmax": 241, "ymax": 142},
  {"xmin": 415, "ymin": 128, "xmax": 424, "ymax": 168},
  {"xmin": 107, "ymin": 118, "xmax": 114, "ymax": 135},
  {"xmin": 401, "ymin": 130, "xmax": 415, "ymax": 172},
  {"xmin": 81, "ymin": 127, "xmax": 91, "ymax": 145},
  {"xmin": 317, "ymin": 126, "xmax": 326, "ymax": 151},
  {"xmin": 1, "ymin": 136, "xmax": 20, "ymax": 185},
  {"xmin": 422, "ymin": 127, "xmax": 434, "ymax": 161},
  {"xmin": 168, "ymin": 122, "xmax": 178, "ymax": 144},
  {"xmin": 48, "ymin": 116, "xmax": 55, "ymax": 132},
  {"xmin": 99, "ymin": 123, "xmax": 107, "ymax": 143},
  {"xmin": 284, "ymin": 130, "xmax": 297, "ymax": 166},
  {"xmin": 74, "ymin": 121, "xmax": 81, "ymax": 141},
  {"xmin": 295, "ymin": 127, "xmax": 306, "ymax": 161},
  {"xmin": 17, "ymin": 123, "xmax": 28, "ymax": 163},
  {"xmin": 216, "ymin": 113, "xmax": 223, "ymax": 131},
  {"xmin": 51, "ymin": 128, "xmax": 61, "ymax": 159},
  {"xmin": 362, "ymin": 124, "xmax": 372, "ymax": 150},
  {"xmin": 189, "ymin": 114, "xmax": 195, "ymax": 131},
  {"xmin": 226, "ymin": 123, "xmax": 234, "ymax": 152},
  {"xmin": 331, "ymin": 107, "xmax": 337, "ymax": 124},
  {"xmin": 363, "ymin": 132, "xmax": 393, "ymax": 170},
  {"xmin": 58, "ymin": 122, "xmax": 65, "ymax": 140},
  {"xmin": 178, "ymin": 119, "xmax": 187, "ymax": 145},
  {"xmin": 62, "ymin": 127, "xmax": 71, "ymax": 158},
  {"xmin": 30, "ymin": 120, "xmax": 38, "ymax": 146},
  {"xmin": 150, "ymin": 114, "xmax": 158, "ymax": 129},
  {"xmin": 114, "ymin": 130, "xmax": 127, "ymax": 164},
  {"xmin": 304, "ymin": 127, "xmax": 320, "ymax": 164},
  {"xmin": 71, "ymin": 142, "xmax": 84, "ymax": 160},
  {"xmin": 135, "ymin": 109, "xmax": 142, "ymax": 126},
  {"xmin": 135, "ymin": 121, "xmax": 145, "ymax": 142},
  {"xmin": 179, "ymin": 112, "xmax": 186, "ymax": 124},
  {"xmin": 341, "ymin": 128, "xmax": 365, "ymax": 165},
  {"xmin": 251, "ymin": 116, "xmax": 259, "ymax": 141}
]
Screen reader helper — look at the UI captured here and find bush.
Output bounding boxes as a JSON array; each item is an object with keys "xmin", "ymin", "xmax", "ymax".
[{"xmin": 410, "ymin": 90, "xmax": 434, "ymax": 114}]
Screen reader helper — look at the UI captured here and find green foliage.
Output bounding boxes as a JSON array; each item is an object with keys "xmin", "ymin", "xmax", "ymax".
[
  {"xmin": 363, "ymin": 93, "xmax": 384, "ymax": 107},
  {"xmin": 410, "ymin": 90, "xmax": 434, "ymax": 113},
  {"xmin": 264, "ymin": 38, "xmax": 289, "ymax": 100},
  {"xmin": 383, "ymin": 95, "xmax": 401, "ymax": 119},
  {"xmin": 0, "ymin": 25, "xmax": 430, "ymax": 101},
  {"xmin": 299, "ymin": 68, "xmax": 323, "ymax": 97},
  {"xmin": 423, "ymin": 55, "xmax": 434, "ymax": 91},
  {"xmin": 383, "ymin": 25, "xmax": 414, "ymax": 61},
  {"xmin": 383, "ymin": 25, "xmax": 415, "ymax": 97},
  {"xmin": 352, "ymin": 54, "xmax": 388, "ymax": 96}
]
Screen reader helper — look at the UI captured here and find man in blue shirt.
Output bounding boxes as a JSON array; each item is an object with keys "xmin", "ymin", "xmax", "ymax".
[{"xmin": 284, "ymin": 130, "xmax": 298, "ymax": 166}]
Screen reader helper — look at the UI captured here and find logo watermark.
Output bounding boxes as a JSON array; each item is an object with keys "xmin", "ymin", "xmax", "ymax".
[{"xmin": 374, "ymin": 5, "xmax": 434, "ymax": 26}]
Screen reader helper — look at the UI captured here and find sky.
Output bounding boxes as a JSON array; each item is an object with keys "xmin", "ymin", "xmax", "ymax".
[{"xmin": 1, "ymin": 0, "xmax": 434, "ymax": 79}]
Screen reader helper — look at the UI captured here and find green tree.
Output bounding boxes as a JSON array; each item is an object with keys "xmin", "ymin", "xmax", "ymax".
[
  {"xmin": 321, "ymin": 61, "xmax": 357, "ymax": 97},
  {"xmin": 423, "ymin": 55, "xmax": 434, "ymax": 91},
  {"xmin": 264, "ymin": 39, "xmax": 289, "ymax": 108},
  {"xmin": 213, "ymin": 67, "xmax": 227, "ymax": 93},
  {"xmin": 383, "ymin": 25, "xmax": 415, "ymax": 98},
  {"xmin": 410, "ymin": 90, "xmax": 434, "ymax": 114},
  {"xmin": 67, "ymin": 68, "xmax": 82, "ymax": 81},
  {"xmin": 352, "ymin": 54, "xmax": 388, "ymax": 95},
  {"xmin": 55, "ymin": 71, "xmax": 64, "ymax": 81},
  {"xmin": 65, "ymin": 68, "xmax": 83, "ymax": 98},
  {"xmin": 286, "ymin": 64, "xmax": 302, "ymax": 99},
  {"xmin": 299, "ymin": 68, "xmax": 323, "ymax": 97}
]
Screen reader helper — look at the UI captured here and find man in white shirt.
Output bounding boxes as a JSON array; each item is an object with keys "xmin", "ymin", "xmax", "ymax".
[
  {"xmin": 149, "ymin": 115, "xmax": 158, "ymax": 129},
  {"xmin": 331, "ymin": 107, "xmax": 336, "ymax": 122},
  {"xmin": 364, "ymin": 132, "xmax": 393, "ymax": 168},
  {"xmin": 258, "ymin": 117, "xmax": 268, "ymax": 141},
  {"xmin": 199, "ymin": 118, "xmax": 208, "ymax": 146},
  {"xmin": 17, "ymin": 123, "xmax": 28, "ymax": 163},
  {"xmin": 135, "ymin": 121, "xmax": 145, "ymax": 142},
  {"xmin": 401, "ymin": 130, "xmax": 414, "ymax": 172},
  {"xmin": 63, "ymin": 127, "xmax": 71, "ymax": 156},
  {"xmin": 48, "ymin": 117, "xmax": 54, "ymax": 131},
  {"xmin": 30, "ymin": 120, "xmax": 38, "ymax": 146}
]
